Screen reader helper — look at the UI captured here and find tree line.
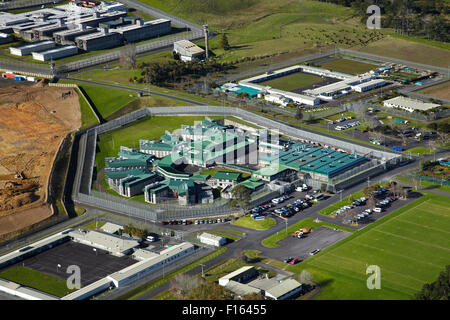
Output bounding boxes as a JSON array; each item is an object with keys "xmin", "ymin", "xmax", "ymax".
[{"xmin": 316, "ymin": 0, "xmax": 449, "ymax": 42}]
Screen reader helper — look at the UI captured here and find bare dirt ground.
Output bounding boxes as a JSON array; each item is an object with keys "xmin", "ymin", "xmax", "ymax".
[
  {"xmin": 418, "ymin": 81, "xmax": 450, "ymax": 100},
  {"xmin": 0, "ymin": 83, "xmax": 81, "ymax": 238}
]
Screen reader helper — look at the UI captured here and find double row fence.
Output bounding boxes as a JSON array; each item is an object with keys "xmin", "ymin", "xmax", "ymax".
[
  {"xmin": 405, "ymin": 173, "xmax": 450, "ymax": 186},
  {"xmin": 71, "ymin": 106, "xmax": 402, "ymax": 222}
]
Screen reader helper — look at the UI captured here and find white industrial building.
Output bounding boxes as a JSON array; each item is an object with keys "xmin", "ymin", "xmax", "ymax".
[
  {"xmin": 69, "ymin": 230, "xmax": 140, "ymax": 257},
  {"xmin": 383, "ymin": 96, "xmax": 441, "ymax": 113},
  {"xmin": 31, "ymin": 45, "xmax": 78, "ymax": 61},
  {"xmin": 9, "ymin": 40, "xmax": 55, "ymax": 56},
  {"xmin": 264, "ymin": 278, "xmax": 302, "ymax": 300},
  {"xmin": 0, "ymin": 228, "xmax": 196, "ymax": 301},
  {"xmin": 198, "ymin": 232, "xmax": 227, "ymax": 247},
  {"xmin": 352, "ymin": 78, "xmax": 387, "ymax": 92},
  {"xmin": 218, "ymin": 266, "xmax": 303, "ymax": 300},
  {"xmin": 173, "ymin": 39, "xmax": 205, "ymax": 62}
]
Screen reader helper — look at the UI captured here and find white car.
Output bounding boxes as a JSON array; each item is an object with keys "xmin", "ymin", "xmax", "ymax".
[{"xmin": 373, "ymin": 207, "xmax": 382, "ymax": 213}]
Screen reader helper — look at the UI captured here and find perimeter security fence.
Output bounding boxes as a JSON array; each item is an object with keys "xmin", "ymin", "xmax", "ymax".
[{"xmin": 71, "ymin": 106, "xmax": 403, "ymax": 222}]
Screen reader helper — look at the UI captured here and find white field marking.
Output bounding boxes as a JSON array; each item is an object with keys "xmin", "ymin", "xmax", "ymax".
[{"xmin": 372, "ymin": 229, "xmax": 450, "ymax": 252}]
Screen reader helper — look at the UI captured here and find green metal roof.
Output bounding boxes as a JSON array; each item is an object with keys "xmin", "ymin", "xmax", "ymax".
[
  {"xmin": 105, "ymin": 168, "xmax": 150, "ymax": 180},
  {"xmin": 106, "ymin": 158, "xmax": 148, "ymax": 168},
  {"xmin": 212, "ymin": 171, "xmax": 241, "ymax": 181},
  {"xmin": 239, "ymin": 179, "xmax": 264, "ymax": 190},
  {"xmin": 123, "ymin": 172, "xmax": 158, "ymax": 188}
]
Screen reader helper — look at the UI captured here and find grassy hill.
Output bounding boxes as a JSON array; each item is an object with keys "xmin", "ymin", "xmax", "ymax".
[{"xmin": 140, "ymin": 0, "xmax": 449, "ymax": 67}]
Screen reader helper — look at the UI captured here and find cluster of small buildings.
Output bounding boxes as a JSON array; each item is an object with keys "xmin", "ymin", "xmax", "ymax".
[
  {"xmin": 383, "ymin": 96, "xmax": 441, "ymax": 113},
  {"xmin": 103, "ymin": 117, "xmax": 369, "ymax": 204},
  {"xmin": 221, "ymin": 64, "xmax": 388, "ymax": 107},
  {"xmin": 0, "ymin": 1, "xmax": 171, "ymax": 61},
  {"xmin": 0, "ymin": 226, "xmax": 196, "ymax": 300},
  {"xmin": 218, "ymin": 266, "xmax": 303, "ymax": 300}
]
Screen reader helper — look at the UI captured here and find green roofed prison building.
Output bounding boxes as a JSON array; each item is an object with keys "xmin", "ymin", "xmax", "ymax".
[{"xmin": 210, "ymin": 171, "xmax": 242, "ymax": 188}]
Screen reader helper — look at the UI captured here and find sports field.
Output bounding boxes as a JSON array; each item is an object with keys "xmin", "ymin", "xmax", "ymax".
[
  {"xmin": 259, "ymin": 72, "xmax": 324, "ymax": 91},
  {"xmin": 287, "ymin": 192, "xmax": 450, "ymax": 299},
  {"xmin": 319, "ymin": 58, "xmax": 378, "ymax": 75},
  {"xmin": 0, "ymin": 266, "xmax": 77, "ymax": 297}
]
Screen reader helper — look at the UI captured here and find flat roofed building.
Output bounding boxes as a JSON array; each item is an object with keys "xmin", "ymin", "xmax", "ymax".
[
  {"xmin": 114, "ymin": 18, "xmax": 171, "ymax": 42},
  {"xmin": 173, "ymin": 39, "xmax": 205, "ymax": 62},
  {"xmin": 383, "ymin": 96, "xmax": 440, "ymax": 113},
  {"xmin": 352, "ymin": 78, "xmax": 387, "ymax": 92},
  {"xmin": 69, "ymin": 230, "xmax": 140, "ymax": 257},
  {"xmin": 218, "ymin": 266, "xmax": 258, "ymax": 286},
  {"xmin": 107, "ymin": 242, "xmax": 195, "ymax": 287},
  {"xmin": 31, "ymin": 45, "xmax": 78, "ymax": 61},
  {"xmin": 264, "ymin": 278, "xmax": 302, "ymax": 300},
  {"xmin": 53, "ymin": 26, "xmax": 97, "ymax": 45},
  {"xmin": 100, "ymin": 222, "xmax": 123, "ymax": 234},
  {"xmin": 198, "ymin": 232, "xmax": 227, "ymax": 247},
  {"xmin": 76, "ymin": 11, "xmax": 127, "ymax": 28},
  {"xmin": 224, "ymin": 280, "xmax": 262, "ymax": 298},
  {"xmin": 9, "ymin": 40, "xmax": 55, "ymax": 56},
  {"xmin": 75, "ymin": 28, "xmax": 122, "ymax": 51}
]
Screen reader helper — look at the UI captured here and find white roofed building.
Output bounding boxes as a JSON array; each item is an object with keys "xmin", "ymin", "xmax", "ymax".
[
  {"xmin": 173, "ymin": 39, "xmax": 205, "ymax": 62},
  {"xmin": 383, "ymin": 96, "xmax": 441, "ymax": 113}
]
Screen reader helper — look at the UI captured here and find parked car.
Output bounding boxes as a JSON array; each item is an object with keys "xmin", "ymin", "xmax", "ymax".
[
  {"xmin": 310, "ymin": 249, "xmax": 320, "ymax": 256},
  {"xmin": 284, "ymin": 257, "xmax": 293, "ymax": 263},
  {"xmin": 290, "ymin": 258, "xmax": 300, "ymax": 265},
  {"xmin": 373, "ymin": 207, "xmax": 383, "ymax": 213}
]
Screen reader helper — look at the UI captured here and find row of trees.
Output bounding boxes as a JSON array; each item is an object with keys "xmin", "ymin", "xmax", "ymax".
[
  {"xmin": 139, "ymin": 59, "xmax": 231, "ymax": 86},
  {"xmin": 317, "ymin": 0, "xmax": 449, "ymax": 42},
  {"xmin": 121, "ymin": 224, "xmax": 147, "ymax": 239}
]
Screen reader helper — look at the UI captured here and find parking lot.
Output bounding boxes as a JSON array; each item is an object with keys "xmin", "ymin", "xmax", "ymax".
[
  {"xmin": 268, "ymin": 226, "xmax": 351, "ymax": 262},
  {"xmin": 5, "ymin": 241, "xmax": 137, "ymax": 286}
]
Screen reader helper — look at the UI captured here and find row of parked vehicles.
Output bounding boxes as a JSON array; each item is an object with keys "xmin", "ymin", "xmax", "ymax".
[
  {"xmin": 335, "ymin": 196, "xmax": 368, "ymax": 216},
  {"xmin": 335, "ymin": 121, "xmax": 361, "ymax": 131},
  {"xmin": 274, "ymin": 198, "xmax": 311, "ymax": 218},
  {"xmin": 161, "ymin": 218, "xmax": 228, "ymax": 225}
]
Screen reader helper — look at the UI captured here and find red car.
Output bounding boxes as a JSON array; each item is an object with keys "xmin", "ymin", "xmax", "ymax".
[{"xmin": 290, "ymin": 258, "xmax": 299, "ymax": 265}]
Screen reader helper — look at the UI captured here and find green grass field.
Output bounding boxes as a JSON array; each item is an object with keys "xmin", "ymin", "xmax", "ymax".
[
  {"xmin": 287, "ymin": 192, "xmax": 450, "ymax": 299},
  {"xmin": 75, "ymin": 87, "xmax": 99, "ymax": 129},
  {"xmin": 232, "ymin": 216, "xmax": 277, "ymax": 230},
  {"xmin": 403, "ymin": 147, "xmax": 435, "ymax": 157},
  {"xmin": 259, "ymin": 72, "xmax": 324, "ymax": 91},
  {"xmin": 319, "ymin": 58, "xmax": 378, "ymax": 75},
  {"xmin": 0, "ymin": 267, "xmax": 77, "ymax": 297},
  {"xmin": 261, "ymin": 217, "xmax": 355, "ymax": 248},
  {"xmin": 395, "ymin": 177, "xmax": 450, "ymax": 193},
  {"xmin": 78, "ymin": 84, "xmax": 138, "ymax": 120}
]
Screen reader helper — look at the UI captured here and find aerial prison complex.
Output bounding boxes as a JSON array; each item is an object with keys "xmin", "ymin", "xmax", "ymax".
[
  {"xmin": 0, "ymin": 227, "xmax": 196, "ymax": 300},
  {"xmin": 99, "ymin": 117, "xmax": 384, "ymax": 206},
  {"xmin": 221, "ymin": 64, "xmax": 388, "ymax": 107},
  {"xmin": 0, "ymin": 1, "xmax": 171, "ymax": 61}
]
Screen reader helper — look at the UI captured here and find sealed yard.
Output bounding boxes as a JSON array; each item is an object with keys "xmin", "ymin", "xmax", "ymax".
[
  {"xmin": 4, "ymin": 241, "xmax": 136, "ymax": 287},
  {"xmin": 267, "ymin": 226, "xmax": 351, "ymax": 262}
]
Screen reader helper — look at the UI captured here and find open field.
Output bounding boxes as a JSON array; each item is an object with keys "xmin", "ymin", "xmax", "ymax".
[
  {"xmin": 319, "ymin": 58, "xmax": 378, "ymax": 75},
  {"xmin": 232, "ymin": 216, "xmax": 277, "ymax": 230},
  {"xmin": 0, "ymin": 84, "xmax": 81, "ymax": 238},
  {"xmin": 142, "ymin": 0, "xmax": 383, "ymax": 61},
  {"xmin": 287, "ymin": 192, "xmax": 450, "ymax": 300},
  {"xmin": 0, "ymin": 266, "xmax": 76, "ymax": 297},
  {"xmin": 418, "ymin": 81, "xmax": 450, "ymax": 101},
  {"xmin": 260, "ymin": 72, "xmax": 323, "ymax": 91},
  {"xmin": 395, "ymin": 177, "xmax": 450, "ymax": 194},
  {"xmin": 261, "ymin": 218, "xmax": 355, "ymax": 248},
  {"xmin": 357, "ymin": 37, "xmax": 450, "ymax": 68}
]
